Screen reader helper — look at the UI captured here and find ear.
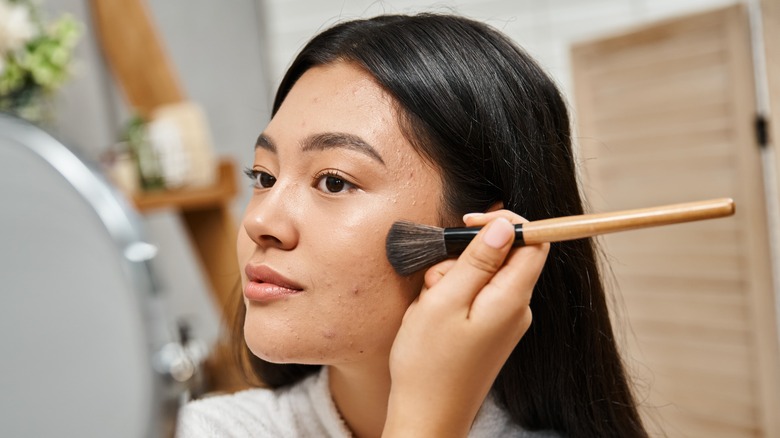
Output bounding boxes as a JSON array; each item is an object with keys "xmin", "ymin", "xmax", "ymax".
[{"xmin": 486, "ymin": 201, "xmax": 504, "ymax": 213}]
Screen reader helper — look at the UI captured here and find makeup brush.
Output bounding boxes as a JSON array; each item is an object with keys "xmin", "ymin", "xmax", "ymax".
[{"xmin": 386, "ymin": 198, "xmax": 735, "ymax": 275}]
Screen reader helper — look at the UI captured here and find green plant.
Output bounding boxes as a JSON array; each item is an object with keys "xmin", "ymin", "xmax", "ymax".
[
  {"xmin": 121, "ymin": 114, "xmax": 166, "ymax": 191},
  {"xmin": 0, "ymin": 0, "xmax": 80, "ymax": 121}
]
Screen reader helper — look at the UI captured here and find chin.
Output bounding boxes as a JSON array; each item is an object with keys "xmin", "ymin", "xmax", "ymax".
[
  {"xmin": 244, "ymin": 330, "xmax": 329, "ymax": 365},
  {"xmin": 246, "ymin": 341, "xmax": 308, "ymax": 364},
  {"xmin": 244, "ymin": 329, "xmax": 383, "ymax": 366}
]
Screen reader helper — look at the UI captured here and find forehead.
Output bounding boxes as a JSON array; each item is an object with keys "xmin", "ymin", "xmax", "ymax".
[{"xmin": 268, "ymin": 62, "xmax": 421, "ymax": 166}]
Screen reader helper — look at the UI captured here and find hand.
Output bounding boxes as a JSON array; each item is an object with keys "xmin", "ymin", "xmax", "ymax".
[{"xmin": 383, "ymin": 211, "xmax": 549, "ymax": 437}]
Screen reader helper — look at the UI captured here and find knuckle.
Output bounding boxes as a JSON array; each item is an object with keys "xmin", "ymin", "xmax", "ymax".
[
  {"xmin": 423, "ymin": 268, "xmax": 443, "ymax": 286},
  {"xmin": 423, "ymin": 259, "xmax": 455, "ymax": 288},
  {"xmin": 496, "ymin": 210, "xmax": 527, "ymax": 224},
  {"xmin": 464, "ymin": 210, "xmax": 528, "ymax": 227},
  {"xmin": 504, "ymin": 293, "xmax": 532, "ymax": 319},
  {"xmin": 518, "ymin": 309, "xmax": 533, "ymax": 332},
  {"xmin": 504, "ymin": 305, "xmax": 532, "ymax": 329},
  {"xmin": 506, "ymin": 212, "xmax": 528, "ymax": 224},
  {"xmin": 466, "ymin": 245, "xmax": 504, "ymax": 274}
]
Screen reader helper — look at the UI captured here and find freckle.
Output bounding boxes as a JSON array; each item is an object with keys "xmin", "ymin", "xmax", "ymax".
[{"xmin": 360, "ymin": 350, "xmax": 364, "ymax": 354}]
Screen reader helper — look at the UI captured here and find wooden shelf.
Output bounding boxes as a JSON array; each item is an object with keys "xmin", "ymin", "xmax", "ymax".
[
  {"xmin": 91, "ymin": 0, "xmax": 247, "ymax": 393},
  {"xmin": 131, "ymin": 157, "xmax": 246, "ymax": 393},
  {"xmin": 132, "ymin": 159, "xmax": 238, "ymax": 212}
]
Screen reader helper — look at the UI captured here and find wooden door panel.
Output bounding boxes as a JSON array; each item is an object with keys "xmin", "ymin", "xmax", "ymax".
[{"xmin": 572, "ymin": 4, "xmax": 779, "ymax": 436}]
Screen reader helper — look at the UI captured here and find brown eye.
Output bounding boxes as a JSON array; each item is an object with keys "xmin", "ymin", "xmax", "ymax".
[
  {"xmin": 324, "ymin": 176, "xmax": 345, "ymax": 193},
  {"xmin": 244, "ymin": 168, "xmax": 276, "ymax": 189},
  {"xmin": 258, "ymin": 172, "xmax": 276, "ymax": 188},
  {"xmin": 315, "ymin": 171, "xmax": 356, "ymax": 194}
]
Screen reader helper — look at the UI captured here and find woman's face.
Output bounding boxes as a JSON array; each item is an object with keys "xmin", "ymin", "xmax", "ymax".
[{"xmin": 238, "ymin": 61, "xmax": 444, "ymax": 365}]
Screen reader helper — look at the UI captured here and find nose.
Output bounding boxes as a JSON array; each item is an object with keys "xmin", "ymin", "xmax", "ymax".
[{"xmin": 241, "ymin": 184, "xmax": 300, "ymax": 251}]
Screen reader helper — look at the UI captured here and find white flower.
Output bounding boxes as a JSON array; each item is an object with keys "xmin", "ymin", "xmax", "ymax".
[{"xmin": 0, "ymin": 1, "xmax": 37, "ymax": 55}]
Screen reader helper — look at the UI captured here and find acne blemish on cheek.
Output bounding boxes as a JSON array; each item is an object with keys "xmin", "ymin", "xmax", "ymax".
[
  {"xmin": 322, "ymin": 330, "xmax": 336, "ymax": 339},
  {"xmin": 352, "ymin": 286, "xmax": 359, "ymax": 296}
]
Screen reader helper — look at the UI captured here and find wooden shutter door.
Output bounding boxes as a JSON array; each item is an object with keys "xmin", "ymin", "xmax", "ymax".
[{"xmin": 571, "ymin": 5, "xmax": 779, "ymax": 437}]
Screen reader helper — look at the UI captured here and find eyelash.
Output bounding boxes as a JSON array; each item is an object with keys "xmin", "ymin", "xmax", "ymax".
[
  {"xmin": 243, "ymin": 167, "xmax": 276, "ymax": 189},
  {"xmin": 243, "ymin": 167, "xmax": 358, "ymax": 194},
  {"xmin": 313, "ymin": 169, "xmax": 358, "ymax": 194}
]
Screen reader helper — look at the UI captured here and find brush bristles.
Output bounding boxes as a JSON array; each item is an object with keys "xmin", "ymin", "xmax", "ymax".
[{"xmin": 386, "ymin": 221, "xmax": 448, "ymax": 276}]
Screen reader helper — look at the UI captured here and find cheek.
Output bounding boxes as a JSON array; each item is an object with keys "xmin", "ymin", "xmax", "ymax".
[
  {"xmin": 311, "ymin": 221, "xmax": 401, "ymax": 312},
  {"xmin": 315, "ymin": 276, "xmax": 421, "ymax": 361},
  {"xmin": 310, "ymin": 206, "xmax": 390, "ymax": 279},
  {"xmin": 236, "ymin": 230, "xmax": 253, "ymax": 280},
  {"xmin": 303, "ymin": 226, "xmax": 422, "ymax": 353}
]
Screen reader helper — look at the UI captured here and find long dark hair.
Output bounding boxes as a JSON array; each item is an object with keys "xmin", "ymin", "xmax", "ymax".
[{"xmin": 234, "ymin": 13, "xmax": 647, "ymax": 437}]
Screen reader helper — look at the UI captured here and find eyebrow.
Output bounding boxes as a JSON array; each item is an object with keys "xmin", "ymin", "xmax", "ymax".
[
  {"xmin": 255, "ymin": 132, "xmax": 385, "ymax": 166},
  {"xmin": 255, "ymin": 133, "xmax": 276, "ymax": 152}
]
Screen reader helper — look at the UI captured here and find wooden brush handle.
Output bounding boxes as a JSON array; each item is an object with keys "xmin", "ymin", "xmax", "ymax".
[{"xmin": 521, "ymin": 198, "xmax": 735, "ymax": 245}]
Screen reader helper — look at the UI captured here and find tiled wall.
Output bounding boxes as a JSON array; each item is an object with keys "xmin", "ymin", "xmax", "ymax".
[{"xmin": 260, "ymin": 0, "xmax": 739, "ymax": 102}]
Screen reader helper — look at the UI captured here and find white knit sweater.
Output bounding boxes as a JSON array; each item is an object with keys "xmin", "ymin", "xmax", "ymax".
[{"xmin": 176, "ymin": 367, "xmax": 559, "ymax": 437}]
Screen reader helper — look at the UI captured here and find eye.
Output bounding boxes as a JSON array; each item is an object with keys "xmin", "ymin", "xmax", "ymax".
[
  {"xmin": 314, "ymin": 171, "xmax": 357, "ymax": 194},
  {"xmin": 244, "ymin": 168, "xmax": 276, "ymax": 188}
]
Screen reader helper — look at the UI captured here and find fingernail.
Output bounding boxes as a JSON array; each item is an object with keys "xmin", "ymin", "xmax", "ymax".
[
  {"xmin": 462, "ymin": 212, "xmax": 485, "ymax": 222},
  {"xmin": 483, "ymin": 217, "xmax": 514, "ymax": 249}
]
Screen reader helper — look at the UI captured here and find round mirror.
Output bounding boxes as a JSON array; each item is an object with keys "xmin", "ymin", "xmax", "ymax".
[{"xmin": 0, "ymin": 114, "xmax": 181, "ymax": 437}]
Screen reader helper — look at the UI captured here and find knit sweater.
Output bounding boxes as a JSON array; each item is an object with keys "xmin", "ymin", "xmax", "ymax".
[{"xmin": 176, "ymin": 367, "xmax": 559, "ymax": 437}]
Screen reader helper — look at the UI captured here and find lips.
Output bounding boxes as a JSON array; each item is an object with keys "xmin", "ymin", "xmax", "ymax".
[{"xmin": 244, "ymin": 264, "xmax": 304, "ymax": 303}]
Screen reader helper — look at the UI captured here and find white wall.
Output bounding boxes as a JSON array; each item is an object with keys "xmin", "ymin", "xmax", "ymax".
[
  {"xmin": 260, "ymin": 0, "xmax": 740, "ymax": 102},
  {"xmin": 41, "ymin": 0, "xmax": 742, "ymax": 201}
]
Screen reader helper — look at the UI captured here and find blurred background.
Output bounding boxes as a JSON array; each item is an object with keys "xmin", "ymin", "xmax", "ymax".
[{"xmin": 1, "ymin": 0, "xmax": 778, "ymax": 436}]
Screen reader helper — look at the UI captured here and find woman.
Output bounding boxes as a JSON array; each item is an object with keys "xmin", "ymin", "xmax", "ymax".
[{"xmin": 177, "ymin": 13, "xmax": 648, "ymax": 437}]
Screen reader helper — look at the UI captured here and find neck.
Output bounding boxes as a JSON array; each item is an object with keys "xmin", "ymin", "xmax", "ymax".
[{"xmin": 328, "ymin": 358, "xmax": 392, "ymax": 438}]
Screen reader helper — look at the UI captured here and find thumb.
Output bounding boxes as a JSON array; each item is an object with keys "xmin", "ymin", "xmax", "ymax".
[{"xmin": 430, "ymin": 217, "xmax": 515, "ymax": 308}]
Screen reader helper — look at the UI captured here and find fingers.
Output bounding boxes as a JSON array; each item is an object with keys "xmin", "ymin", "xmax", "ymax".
[
  {"xmin": 470, "ymin": 239, "xmax": 548, "ymax": 326},
  {"xmin": 463, "ymin": 210, "xmax": 528, "ymax": 227},
  {"xmin": 424, "ymin": 259, "xmax": 456, "ymax": 289},
  {"xmin": 425, "ymin": 209, "xmax": 525, "ymax": 289},
  {"xmin": 422, "ymin": 209, "xmax": 548, "ymax": 327},
  {"xmin": 426, "ymin": 217, "xmax": 516, "ymax": 309},
  {"xmin": 461, "ymin": 210, "xmax": 548, "ymax": 321}
]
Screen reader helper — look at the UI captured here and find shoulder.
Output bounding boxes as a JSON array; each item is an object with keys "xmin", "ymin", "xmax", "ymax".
[
  {"xmin": 175, "ymin": 388, "xmax": 280, "ymax": 437},
  {"xmin": 469, "ymin": 395, "xmax": 564, "ymax": 438},
  {"xmin": 176, "ymin": 371, "xmax": 339, "ymax": 438},
  {"xmin": 175, "ymin": 368, "xmax": 352, "ymax": 438}
]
